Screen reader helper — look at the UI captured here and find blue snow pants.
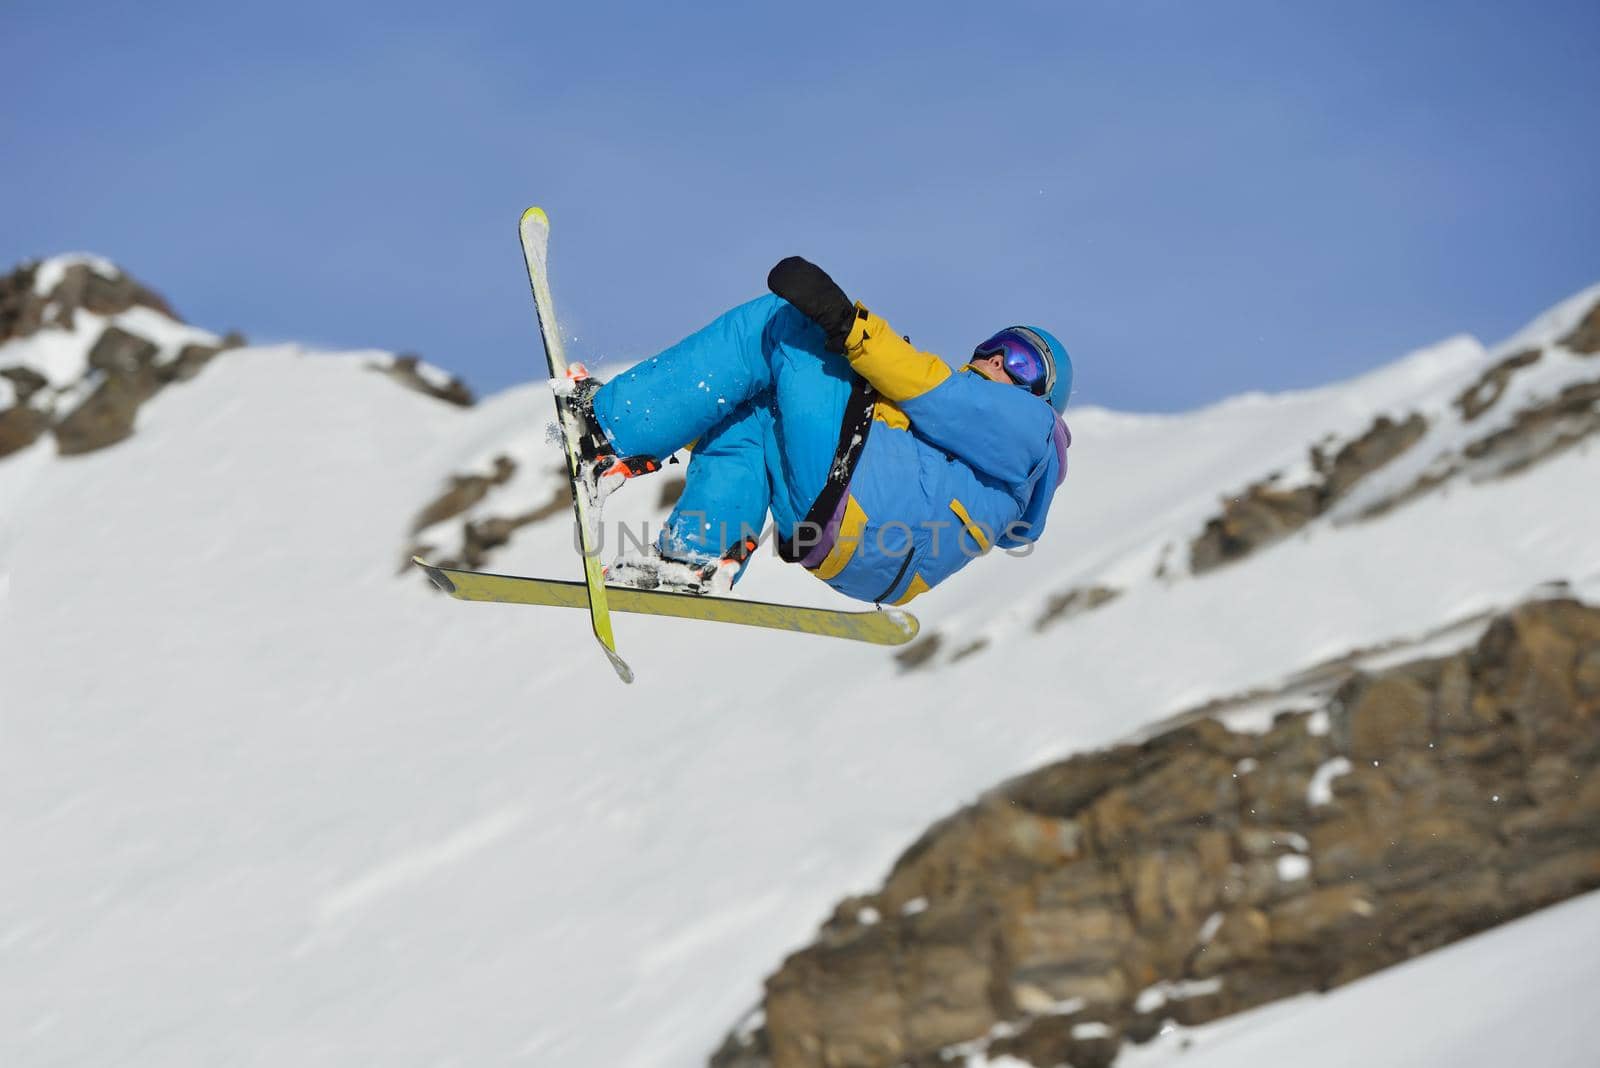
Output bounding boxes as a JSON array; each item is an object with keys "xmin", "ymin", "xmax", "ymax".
[{"xmin": 589, "ymin": 295, "xmax": 851, "ymax": 571}]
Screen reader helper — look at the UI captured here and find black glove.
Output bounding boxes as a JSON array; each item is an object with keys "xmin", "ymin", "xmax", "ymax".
[{"xmin": 767, "ymin": 256, "xmax": 857, "ymax": 353}]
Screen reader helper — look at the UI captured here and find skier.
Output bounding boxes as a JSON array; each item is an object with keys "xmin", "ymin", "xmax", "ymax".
[{"xmin": 564, "ymin": 257, "xmax": 1072, "ymax": 606}]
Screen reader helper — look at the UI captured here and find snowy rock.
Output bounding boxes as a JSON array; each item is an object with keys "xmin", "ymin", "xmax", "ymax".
[
  {"xmin": 161, "ymin": 335, "xmax": 244, "ymax": 384},
  {"xmin": 1455, "ymin": 348, "xmax": 1543, "ymax": 421},
  {"xmin": 1034, "ymin": 584, "xmax": 1121, "ymax": 632},
  {"xmin": 410, "ymin": 455, "xmax": 519, "ymax": 534},
  {"xmin": 1343, "ymin": 675, "xmax": 1432, "ymax": 760},
  {"xmin": 985, "ymin": 1012, "xmax": 1122, "ymax": 1068},
  {"xmin": 1267, "ymin": 885, "xmax": 1378, "ymax": 946},
  {"xmin": 87, "ymin": 324, "xmax": 160, "ymax": 375},
  {"xmin": 0, "ymin": 403, "xmax": 50, "ymax": 458},
  {"xmin": 1459, "ymin": 375, "xmax": 1600, "ymax": 479},
  {"xmin": 53, "ymin": 358, "xmax": 161, "ymax": 455},
  {"xmin": 728, "ymin": 598, "xmax": 1600, "ymax": 1068},
  {"xmin": 1190, "ymin": 412, "xmax": 1429, "ymax": 574},
  {"xmin": 1, "ymin": 364, "xmax": 48, "ymax": 405},
  {"xmin": 1192, "ymin": 907, "xmax": 1271, "ymax": 977},
  {"xmin": 374, "ymin": 352, "xmax": 475, "ymax": 407},
  {"xmin": 892, "ymin": 631, "xmax": 943, "ymax": 671},
  {"xmin": 0, "ymin": 258, "xmax": 252, "ymax": 459},
  {"xmin": 2, "ymin": 255, "xmax": 177, "ymax": 344},
  {"xmin": 1559, "ymin": 297, "xmax": 1600, "ymax": 353}
]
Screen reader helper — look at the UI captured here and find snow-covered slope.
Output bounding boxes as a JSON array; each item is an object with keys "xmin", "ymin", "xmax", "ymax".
[
  {"xmin": 1107, "ymin": 888, "xmax": 1600, "ymax": 1068},
  {"xmin": 2, "ymin": 262, "xmax": 1598, "ymax": 1066}
]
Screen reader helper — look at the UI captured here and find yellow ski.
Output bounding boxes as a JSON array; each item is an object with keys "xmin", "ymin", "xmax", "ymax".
[
  {"xmin": 414, "ymin": 558, "xmax": 919, "ymax": 647},
  {"xmin": 517, "ymin": 206, "xmax": 632, "ymax": 682}
]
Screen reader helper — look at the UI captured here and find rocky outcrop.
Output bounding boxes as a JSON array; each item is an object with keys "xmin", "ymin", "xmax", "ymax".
[
  {"xmin": 1, "ymin": 365, "xmax": 49, "ymax": 405},
  {"xmin": 1362, "ymin": 369, "xmax": 1600, "ymax": 522},
  {"xmin": 411, "ymin": 456, "xmax": 519, "ymax": 533},
  {"xmin": 4, "ymin": 257, "xmax": 478, "ymax": 466},
  {"xmin": 715, "ymin": 598, "xmax": 1600, "ymax": 1068},
  {"xmin": 893, "ymin": 587, "xmax": 1121, "ymax": 674},
  {"xmin": 1, "ymin": 259, "xmax": 256, "ymax": 459},
  {"xmin": 894, "ymin": 633, "xmax": 944, "ymax": 672},
  {"xmin": 1460, "ymin": 375, "xmax": 1600, "ymax": 478},
  {"xmin": 1036, "ymin": 586, "xmax": 1121, "ymax": 632},
  {"xmin": 46, "ymin": 325, "xmax": 255, "ymax": 456},
  {"xmin": 1189, "ymin": 297, "xmax": 1600, "ymax": 574},
  {"xmin": 1455, "ymin": 349, "xmax": 1542, "ymax": 421},
  {"xmin": 159, "ymin": 334, "xmax": 245, "ymax": 385},
  {"xmin": 1, "ymin": 258, "xmax": 176, "ymax": 344},
  {"xmin": 658, "ymin": 474, "xmax": 687, "ymax": 509},
  {"xmin": 1191, "ymin": 413, "xmax": 1428, "ymax": 573},
  {"xmin": 1560, "ymin": 298, "xmax": 1600, "ymax": 355},
  {"xmin": 450, "ymin": 490, "xmax": 572, "ymax": 569},
  {"xmin": 0, "ymin": 366, "xmax": 52, "ymax": 456},
  {"xmin": 0, "ymin": 263, "xmax": 42, "ymax": 342},
  {"xmin": 0, "ymin": 403, "xmax": 50, "ymax": 458},
  {"xmin": 374, "ymin": 353, "xmax": 475, "ymax": 408},
  {"xmin": 53, "ymin": 359, "xmax": 162, "ymax": 455},
  {"xmin": 406, "ymin": 460, "xmax": 574, "ymax": 572}
]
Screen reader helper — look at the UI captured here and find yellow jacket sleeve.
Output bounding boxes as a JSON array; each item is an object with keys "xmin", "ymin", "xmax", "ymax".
[{"xmin": 842, "ymin": 306, "xmax": 952, "ymax": 402}]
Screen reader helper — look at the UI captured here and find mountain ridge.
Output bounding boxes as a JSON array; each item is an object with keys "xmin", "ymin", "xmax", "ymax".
[{"xmin": 3, "ymin": 253, "xmax": 1598, "ymax": 1066}]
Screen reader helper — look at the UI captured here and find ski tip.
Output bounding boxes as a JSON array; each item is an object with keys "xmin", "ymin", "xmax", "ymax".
[
  {"xmin": 411, "ymin": 555, "xmax": 457, "ymax": 595},
  {"xmin": 884, "ymin": 609, "xmax": 920, "ymax": 643},
  {"xmin": 603, "ymin": 646, "xmax": 635, "ymax": 684},
  {"xmin": 520, "ymin": 205, "xmax": 548, "ymax": 227}
]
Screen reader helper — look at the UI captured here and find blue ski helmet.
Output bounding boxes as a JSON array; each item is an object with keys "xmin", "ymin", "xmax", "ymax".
[{"xmin": 972, "ymin": 325, "xmax": 1074, "ymax": 414}]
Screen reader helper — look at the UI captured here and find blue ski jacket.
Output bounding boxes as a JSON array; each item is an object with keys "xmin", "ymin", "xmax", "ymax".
[
  {"xmin": 592, "ymin": 295, "xmax": 1069, "ymax": 605},
  {"xmin": 805, "ymin": 306, "xmax": 1069, "ymax": 604}
]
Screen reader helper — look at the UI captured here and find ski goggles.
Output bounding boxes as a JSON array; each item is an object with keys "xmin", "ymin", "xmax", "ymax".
[{"xmin": 971, "ymin": 326, "xmax": 1055, "ymax": 398}]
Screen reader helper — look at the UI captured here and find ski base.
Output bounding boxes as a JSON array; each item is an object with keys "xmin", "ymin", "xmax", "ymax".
[
  {"xmin": 517, "ymin": 204, "xmax": 630, "ymax": 682},
  {"xmin": 413, "ymin": 558, "xmax": 920, "ymax": 647}
]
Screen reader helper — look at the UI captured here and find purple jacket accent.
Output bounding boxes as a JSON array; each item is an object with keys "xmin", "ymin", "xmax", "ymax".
[
  {"xmin": 798, "ymin": 483, "xmax": 852, "ymax": 568},
  {"xmin": 1053, "ymin": 418, "xmax": 1071, "ymax": 486}
]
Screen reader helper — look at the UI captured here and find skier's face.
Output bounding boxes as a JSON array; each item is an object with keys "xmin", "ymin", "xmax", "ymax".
[{"xmin": 967, "ymin": 353, "xmax": 1010, "ymax": 384}]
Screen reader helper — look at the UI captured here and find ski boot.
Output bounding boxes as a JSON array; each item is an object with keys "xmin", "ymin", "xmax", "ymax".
[
  {"xmin": 558, "ymin": 364, "xmax": 663, "ymax": 502},
  {"xmin": 607, "ymin": 534, "xmax": 761, "ymax": 596}
]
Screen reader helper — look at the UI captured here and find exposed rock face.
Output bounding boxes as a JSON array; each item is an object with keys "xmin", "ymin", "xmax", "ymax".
[
  {"xmin": 717, "ymin": 598, "xmax": 1600, "ymax": 1068},
  {"xmin": 896, "ymin": 586, "xmax": 1121, "ymax": 675},
  {"xmin": 54, "ymin": 357, "xmax": 162, "ymax": 455},
  {"xmin": 375, "ymin": 353, "xmax": 476, "ymax": 408},
  {"xmin": 1, "ymin": 258, "xmax": 176, "ymax": 344},
  {"xmin": 0, "ymin": 365, "xmax": 53, "ymax": 456},
  {"xmin": 411, "ymin": 456, "xmax": 519, "ymax": 533},
  {"xmin": 87, "ymin": 324, "xmax": 160, "ymax": 375},
  {"xmin": 658, "ymin": 474, "xmax": 687, "ymax": 509},
  {"xmin": 1, "ymin": 365, "xmax": 49, "ymax": 405},
  {"xmin": 1036, "ymin": 586, "xmax": 1121, "ymax": 632},
  {"xmin": 5, "ymin": 258, "xmax": 485, "ymax": 469},
  {"xmin": 1460, "ymin": 376, "xmax": 1600, "ymax": 478},
  {"xmin": 1190, "ymin": 298, "xmax": 1600, "ymax": 576},
  {"xmin": 48, "ymin": 324, "xmax": 252, "ymax": 456},
  {"xmin": 1, "ymin": 259, "xmax": 255, "ymax": 460},
  {"xmin": 1455, "ymin": 349, "xmax": 1542, "ymax": 421},
  {"xmin": 160, "ymin": 335, "xmax": 245, "ymax": 385},
  {"xmin": 451, "ymin": 490, "xmax": 572, "ymax": 569},
  {"xmin": 406, "ymin": 460, "xmax": 573, "ymax": 572},
  {"xmin": 1191, "ymin": 413, "xmax": 1428, "ymax": 573},
  {"xmin": 0, "ymin": 263, "xmax": 42, "ymax": 342},
  {"xmin": 894, "ymin": 633, "xmax": 944, "ymax": 672},
  {"xmin": 1560, "ymin": 299, "xmax": 1600, "ymax": 355},
  {"xmin": 0, "ymin": 404, "xmax": 50, "ymax": 458}
]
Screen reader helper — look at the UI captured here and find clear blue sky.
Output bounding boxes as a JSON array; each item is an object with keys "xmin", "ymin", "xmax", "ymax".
[{"xmin": 4, "ymin": 0, "xmax": 1597, "ymax": 411}]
